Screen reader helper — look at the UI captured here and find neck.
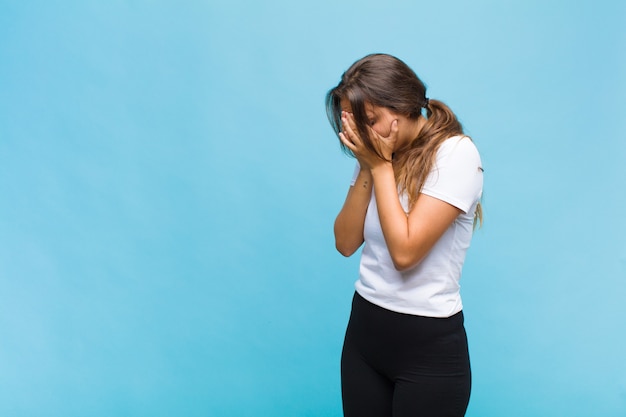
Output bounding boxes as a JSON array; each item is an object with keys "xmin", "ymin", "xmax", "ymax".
[
  {"xmin": 395, "ymin": 116, "xmax": 427, "ymax": 157},
  {"xmin": 412, "ymin": 117, "xmax": 427, "ymax": 139}
]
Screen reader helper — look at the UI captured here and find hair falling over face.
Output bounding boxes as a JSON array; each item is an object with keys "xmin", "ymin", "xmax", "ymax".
[{"xmin": 326, "ymin": 53, "xmax": 483, "ymax": 228}]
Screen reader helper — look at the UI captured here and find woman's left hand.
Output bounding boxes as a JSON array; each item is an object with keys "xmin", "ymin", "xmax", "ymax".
[{"xmin": 339, "ymin": 111, "xmax": 398, "ymax": 170}]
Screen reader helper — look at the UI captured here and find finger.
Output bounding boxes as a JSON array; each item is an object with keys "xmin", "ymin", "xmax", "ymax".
[
  {"xmin": 341, "ymin": 111, "xmax": 354, "ymax": 131},
  {"xmin": 338, "ymin": 132, "xmax": 357, "ymax": 152},
  {"xmin": 389, "ymin": 119, "xmax": 399, "ymax": 137},
  {"xmin": 346, "ymin": 112, "xmax": 358, "ymax": 132},
  {"xmin": 341, "ymin": 113, "xmax": 361, "ymax": 145},
  {"xmin": 341, "ymin": 111, "xmax": 358, "ymax": 135},
  {"xmin": 375, "ymin": 119, "xmax": 398, "ymax": 139}
]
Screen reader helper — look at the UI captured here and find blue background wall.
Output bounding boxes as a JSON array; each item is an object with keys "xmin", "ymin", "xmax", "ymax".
[{"xmin": 1, "ymin": 1, "xmax": 625, "ymax": 416}]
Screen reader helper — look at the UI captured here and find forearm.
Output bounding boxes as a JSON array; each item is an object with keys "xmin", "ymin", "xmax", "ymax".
[
  {"xmin": 370, "ymin": 163, "xmax": 461, "ymax": 270},
  {"xmin": 369, "ymin": 163, "xmax": 415, "ymax": 267},
  {"xmin": 334, "ymin": 169, "xmax": 372, "ymax": 256}
]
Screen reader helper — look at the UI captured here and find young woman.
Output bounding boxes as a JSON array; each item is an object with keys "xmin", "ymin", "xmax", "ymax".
[{"xmin": 326, "ymin": 54, "xmax": 483, "ymax": 417}]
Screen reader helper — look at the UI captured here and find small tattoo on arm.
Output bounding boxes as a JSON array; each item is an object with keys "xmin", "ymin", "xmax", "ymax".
[{"xmin": 363, "ymin": 180, "xmax": 368, "ymax": 189}]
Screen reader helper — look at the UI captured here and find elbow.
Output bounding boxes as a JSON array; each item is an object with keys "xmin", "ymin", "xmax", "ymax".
[
  {"xmin": 333, "ymin": 224, "xmax": 363, "ymax": 257},
  {"xmin": 335, "ymin": 241, "xmax": 357, "ymax": 257},
  {"xmin": 334, "ymin": 232, "xmax": 362, "ymax": 257},
  {"xmin": 390, "ymin": 253, "xmax": 421, "ymax": 272}
]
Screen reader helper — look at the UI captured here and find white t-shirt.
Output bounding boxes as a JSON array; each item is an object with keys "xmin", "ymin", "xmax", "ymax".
[{"xmin": 350, "ymin": 135, "xmax": 483, "ymax": 318}]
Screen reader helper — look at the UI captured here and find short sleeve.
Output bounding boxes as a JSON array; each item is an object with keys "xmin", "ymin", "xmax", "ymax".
[{"xmin": 421, "ymin": 136, "xmax": 483, "ymax": 213}]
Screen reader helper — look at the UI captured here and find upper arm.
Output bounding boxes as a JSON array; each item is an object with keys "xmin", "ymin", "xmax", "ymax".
[
  {"xmin": 405, "ymin": 137, "xmax": 482, "ymax": 264},
  {"xmin": 382, "ymin": 137, "xmax": 482, "ymax": 271},
  {"xmin": 393, "ymin": 194, "xmax": 461, "ymax": 270}
]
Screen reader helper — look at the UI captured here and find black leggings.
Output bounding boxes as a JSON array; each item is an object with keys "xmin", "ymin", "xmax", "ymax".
[{"xmin": 341, "ymin": 292, "xmax": 471, "ymax": 417}]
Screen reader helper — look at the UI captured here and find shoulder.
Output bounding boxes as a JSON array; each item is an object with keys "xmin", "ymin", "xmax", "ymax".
[
  {"xmin": 422, "ymin": 135, "xmax": 483, "ymax": 212},
  {"xmin": 438, "ymin": 135, "xmax": 480, "ymax": 157},
  {"xmin": 434, "ymin": 135, "xmax": 482, "ymax": 169}
]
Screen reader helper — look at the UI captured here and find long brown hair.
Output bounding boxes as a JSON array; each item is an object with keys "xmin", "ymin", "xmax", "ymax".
[{"xmin": 326, "ymin": 53, "xmax": 482, "ymax": 227}]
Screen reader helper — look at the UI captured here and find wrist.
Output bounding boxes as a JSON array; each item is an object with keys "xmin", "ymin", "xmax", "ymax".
[{"xmin": 369, "ymin": 160, "xmax": 393, "ymax": 175}]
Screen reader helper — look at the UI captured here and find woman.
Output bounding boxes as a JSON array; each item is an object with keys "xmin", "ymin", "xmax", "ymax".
[{"xmin": 326, "ymin": 54, "xmax": 483, "ymax": 417}]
